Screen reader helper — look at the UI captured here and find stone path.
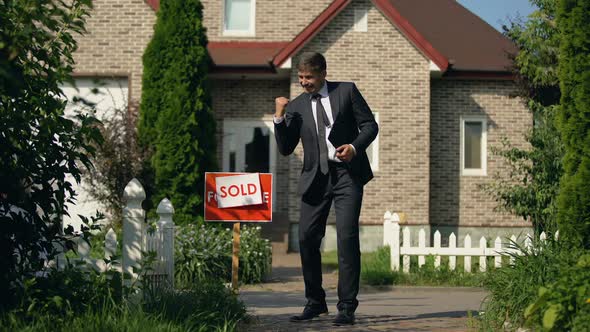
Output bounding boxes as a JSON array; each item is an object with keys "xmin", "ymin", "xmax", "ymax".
[{"xmin": 239, "ymin": 254, "xmax": 487, "ymax": 331}]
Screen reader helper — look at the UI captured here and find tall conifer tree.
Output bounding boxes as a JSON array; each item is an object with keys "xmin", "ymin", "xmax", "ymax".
[
  {"xmin": 556, "ymin": 0, "xmax": 590, "ymax": 248},
  {"xmin": 139, "ymin": 0, "xmax": 217, "ymax": 224}
]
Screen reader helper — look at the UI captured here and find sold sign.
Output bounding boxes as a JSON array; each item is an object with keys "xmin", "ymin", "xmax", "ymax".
[
  {"xmin": 204, "ymin": 172, "xmax": 272, "ymax": 222},
  {"xmin": 216, "ymin": 173, "xmax": 262, "ymax": 208}
]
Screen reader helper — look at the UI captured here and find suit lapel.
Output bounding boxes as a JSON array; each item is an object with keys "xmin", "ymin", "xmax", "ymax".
[{"xmin": 327, "ymin": 81, "xmax": 340, "ymax": 123}]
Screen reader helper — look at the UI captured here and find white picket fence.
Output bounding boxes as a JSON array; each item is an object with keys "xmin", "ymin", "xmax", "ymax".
[
  {"xmin": 53, "ymin": 178, "xmax": 175, "ymax": 288},
  {"xmin": 383, "ymin": 211, "xmax": 558, "ymax": 273}
]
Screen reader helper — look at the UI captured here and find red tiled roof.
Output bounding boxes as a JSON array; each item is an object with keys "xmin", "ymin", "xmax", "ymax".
[
  {"xmin": 208, "ymin": 42, "xmax": 288, "ymax": 70},
  {"xmin": 387, "ymin": 0, "xmax": 517, "ymax": 72},
  {"xmin": 146, "ymin": 0, "xmax": 517, "ymax": 75}
]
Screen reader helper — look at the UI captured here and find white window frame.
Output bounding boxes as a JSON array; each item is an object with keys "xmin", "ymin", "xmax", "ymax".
[
  {"xmin": 366, "ymin": 112, "xmax": 379, "ymax": 171},
  {"xmin": 460, "ymin": 115, "xmax": 487, "ymax": 176},
  {"xmin": 222, "ymin": 0, "xmax": 256, "ymax": 37},
  {"xmin": 353, "ymin": 8, "xmax": 368, "ymax": 32}
]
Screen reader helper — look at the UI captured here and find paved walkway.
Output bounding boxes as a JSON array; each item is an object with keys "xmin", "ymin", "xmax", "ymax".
[{"xmin": 239, "ymin": 254, "xmax": 487, "ymax": 331}]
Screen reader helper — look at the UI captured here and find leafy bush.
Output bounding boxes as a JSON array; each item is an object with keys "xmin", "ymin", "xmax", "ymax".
[
  {"xmin": 0, "ymin": 0, "xmax": 101, "ymax": 311},
  {"xmin": 480, "ymin": 239, "xmax": 565, "ymax": 330},
  {"xmin": 175, "ymin": 224, "xmax": 271, "ymax": 288},
  {"xmin": 145, "ymin": 280, "xmax": 248, "ymax": 331},
  {"xmin": 2, "ymin": 281, "xmax": 247, "ymax": 332},
  {"xmin": 524, "ymin": 253, "xmax": 590, "ymax": 331},
  {"xmin": 83, "ymin": 100, "xmax": 148, "ymax": 229},
  {"xmin": 360, "ymin": 246, "xmax": 395, "ymax": 286}
]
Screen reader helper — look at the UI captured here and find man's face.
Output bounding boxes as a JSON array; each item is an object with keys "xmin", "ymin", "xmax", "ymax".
[{"xmin": 298, "ymin": 69, "xmax": 326, "ymax": 94}]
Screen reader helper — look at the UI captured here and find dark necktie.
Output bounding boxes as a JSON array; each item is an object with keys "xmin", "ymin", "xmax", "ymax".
[{"xmin": 313, "ymin": 94, "xmax": 330, "ymax": 174}]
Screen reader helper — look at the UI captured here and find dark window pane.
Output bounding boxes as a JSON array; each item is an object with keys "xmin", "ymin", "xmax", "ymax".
[
  {"xmin": 464, "ymin": 121, "xmax": 482, "ymax": 169},
  {"xmin": 229, "ymin": 152, "xmax": 236, "ymax": 172},
  {"xmin": 245, "ymin": 127, "xmax": 269, "ymax": 173}
]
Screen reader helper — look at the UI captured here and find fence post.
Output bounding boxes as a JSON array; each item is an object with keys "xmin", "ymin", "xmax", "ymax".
[
  {"xmin": 123, "ymin": 178, "xmax": 145, "ymax": 288},
  {"xmin": 157, "ymin": 198, "xmax": 175, "ymax": 288},
  {"xmin": 433, "ymin": 230, "xmax": 441, "ymax": 269},
  {"xmin": 464, "ymin": 234, "xmax": 472, "ymax": 273},
  {"xmin": 105, "ymin": 228, "xmax": 117, "ymax": 260},
  {"xmin": 402, "ymin": 227, "xmax": 411, "ymax": 273},
  {"xmin": 449, "ymin": 232, "xmax": 457, "ymax": 271},
  {"xmin": 383, "ymin": 211, "xmax": 393, "ymax": 246},
  {"xmin": 479, "ymin": 236, "xmax": 487, "ymax": 272},
  {"xmin": 494, "ymin": 237, "xmax": 502, "ymax": 268},
  {"xmin": 418, "ymin": 228, "xmax": 426, "ymax": 268}
]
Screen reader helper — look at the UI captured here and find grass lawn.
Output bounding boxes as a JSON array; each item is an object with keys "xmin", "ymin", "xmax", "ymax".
[{"xmin": 321, "ymin": 247, "xmax": 488, "ymax": 287}]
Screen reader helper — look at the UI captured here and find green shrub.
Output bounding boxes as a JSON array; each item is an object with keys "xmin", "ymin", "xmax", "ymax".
[
  {"xmin": 145, "ymin": 280, "xmax": 247, "ymax": 331},
  {"xmin": 360, "ymin": 246, "xmax": 395, "ymax": 286},
  {"xmin": 2, "ymin": 281, "xmax": 247, "ymax": 332},
  {"xmin": 524, "ymin": 253, "xmax": 590, "ymax": 331},
  {"xmin": 175, "ymin": 224, "xmax": 271, "ymax": 287},
  {"xmin": 0, "ymin": 0, "xmax": 101, "ymax": 311},
  {"xmin": 480, "ymin": 239, "xmax": 566, "ymax": 330}
]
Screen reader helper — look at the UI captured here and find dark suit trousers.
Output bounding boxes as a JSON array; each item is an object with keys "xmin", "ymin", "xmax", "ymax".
[{"xmin": 298, "ymin": 161, "xmax": 363, "ymax": 312}]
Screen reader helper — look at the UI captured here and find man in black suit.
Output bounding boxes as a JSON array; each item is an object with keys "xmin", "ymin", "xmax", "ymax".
[{"xmin": 273, "ymin": 52, "xmax": 378, "ymax": 326}]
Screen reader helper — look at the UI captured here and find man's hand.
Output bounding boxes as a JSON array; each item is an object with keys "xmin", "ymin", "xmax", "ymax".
[
  {"xmin": 336, "ymin": 144, "xmax": 356, "ymax": 162},
  {"xmin": 275, "ymin": 97, "xmax": 289, "ymax": 118}
]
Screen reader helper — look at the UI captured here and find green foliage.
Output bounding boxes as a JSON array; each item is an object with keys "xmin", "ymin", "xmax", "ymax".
[
  {"xmin": 483, "ymin": 0, "xmax": 563, "ymax": 234},
  {"xmin": 323, "ymin": 247, "xmax": 484, "ymax": 287},
  {"xmin": 556, "ymin": 0, "xmax": 590, "ymax": 249},
  {"xmin": 397, "ymin": 255, "xmax": 486, "ymax": 287},
  {"xmin": 524, "ymin": 254, "xmax": 590, "ymax": 331},
  {"xmin": 360, "ymin": 246, "xmax": 396, "ymax": 286},
  {"xmin": 145, "ymin": 281, "xmax": 248, "ymax": 331},
  {"xmin": 1, "ymin": 230, "xmax": 247, "ymax": 332},
  {"xmin": 175, "ymin": 224, "xmax": 272, "ymax": 288},
  {"xmin": 0, "ymin": 0, "xmax": 101, "ymax": 312},
  {"xmin": 2, "ymin": 282, "xmax": 247, "ymax": 332},
  {"xmin": 138, "ymin": 0, "xmax": 217, "ymax": 224},
  {"xmin": 82, "ymin": 99, "xmax": 147, "ymax": 229},
  {"xmin": 480, "ymin": 239, "xmax": 566, "ymax": 330}
]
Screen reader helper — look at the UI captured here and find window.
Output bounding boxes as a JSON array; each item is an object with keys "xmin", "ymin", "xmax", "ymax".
[
  {"xmin": 223, "ymin": 0, "xmax": 255, "ymax": 36},
  {"xmin": 365, "ymin": 112, "xmax": 379, "ymax": 171},
  {"xmin": 353, "ymin": 8, "xmax": 368, "ymax": 32},
  {"xmin": 460, "ymin": 116, "xmax": 487, "ymax": 176}
]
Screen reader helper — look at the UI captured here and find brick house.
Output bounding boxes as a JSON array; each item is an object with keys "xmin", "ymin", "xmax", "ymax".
[{"xmin": 69, "ymin": 0, "xmax": 532, "ymax": 252}]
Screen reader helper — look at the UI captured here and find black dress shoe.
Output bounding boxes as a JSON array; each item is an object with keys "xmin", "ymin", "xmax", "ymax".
[
  {"xmin": 332, "ymin": 311, "xmax": 355, "ymax": 326},
  {"xmin": 289, "ymin": 303, "xmax": 329, "ymax": 322}
]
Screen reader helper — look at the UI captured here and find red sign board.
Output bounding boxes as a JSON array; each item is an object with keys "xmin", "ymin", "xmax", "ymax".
[{"xmin": 204, "ymin": 172, "xmax": 272, "ymax": 222}]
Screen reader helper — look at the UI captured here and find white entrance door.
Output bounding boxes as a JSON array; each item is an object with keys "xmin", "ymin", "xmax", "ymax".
[{"xmin": 222, "ymin": 120, "xmax": 277, "ymax": 208}]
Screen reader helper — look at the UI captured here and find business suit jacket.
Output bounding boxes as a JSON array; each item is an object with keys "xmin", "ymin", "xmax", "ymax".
[{"xmin": 275, "ymin": 81, "xmax": 379, "ymax": 196}]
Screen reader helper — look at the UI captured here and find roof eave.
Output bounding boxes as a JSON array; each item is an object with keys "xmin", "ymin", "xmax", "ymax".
[{"xmin": 442, "ymin": 70, "xmax": 516, "ymax": 80}]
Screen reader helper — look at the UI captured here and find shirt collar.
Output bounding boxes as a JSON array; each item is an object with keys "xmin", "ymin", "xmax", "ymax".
[{"xmin": 309, "ymin": 80, "xmax": 329, "ymax": 99}]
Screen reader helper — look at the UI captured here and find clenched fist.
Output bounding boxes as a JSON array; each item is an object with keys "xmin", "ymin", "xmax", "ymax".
[{"xmin": 275, "ymin": 97, "xmax": 289, "ymax": 118}]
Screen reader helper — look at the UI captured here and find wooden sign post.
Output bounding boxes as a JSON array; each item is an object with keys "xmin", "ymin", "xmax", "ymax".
[
  {"xmin": 231, "ymin": 222, "xmax": 240, "ymax": 292},
  {"xmin": 204, "ymin": 172, "xmax": 273, "ymax": 293}
]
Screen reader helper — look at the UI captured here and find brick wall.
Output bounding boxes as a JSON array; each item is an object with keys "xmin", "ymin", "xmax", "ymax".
[
  {"xmin": 430, "ymin": 79, "xmax": 532, "ymax": 227},
  {"xmin": 72, "ymin": 0, "xmax": 156, "ymax": 105},
  {"xmin": 201, "ymin": 0, "xmax": 333, "ymax": 42},
  {"xmin": 288, "ymin": 0, "xmax": 432, "ymax": 226}
]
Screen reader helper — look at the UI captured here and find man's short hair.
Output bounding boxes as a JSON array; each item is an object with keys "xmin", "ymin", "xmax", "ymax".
[{"xmin": 297, "ymin": 52, "xmax": 327, "ymax": 73}]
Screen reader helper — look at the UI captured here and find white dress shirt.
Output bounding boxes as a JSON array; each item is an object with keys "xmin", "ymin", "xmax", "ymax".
[{"xmin": 274, "ymin": 81, "xmax": 355, "ymax": 162}]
